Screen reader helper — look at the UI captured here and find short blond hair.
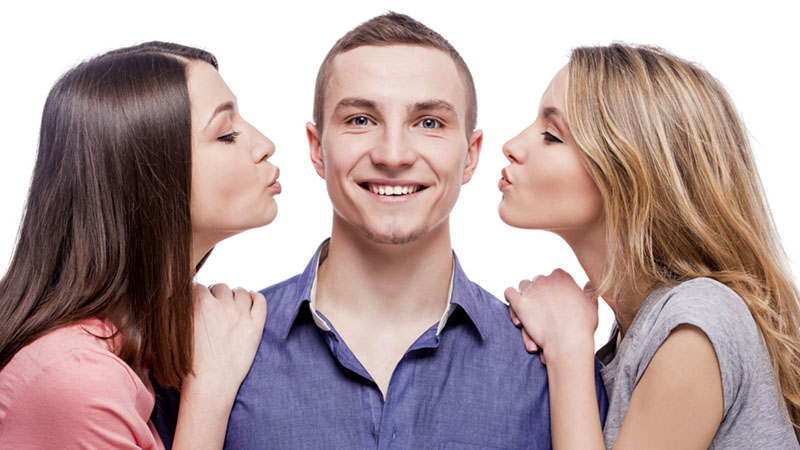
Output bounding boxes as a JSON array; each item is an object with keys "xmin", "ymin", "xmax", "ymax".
[{"xmin": 312, "ymin": 12, "xmax": 477, "ymax": 134}]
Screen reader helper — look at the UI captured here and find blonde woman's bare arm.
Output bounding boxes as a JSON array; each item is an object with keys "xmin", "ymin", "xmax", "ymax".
[{"xmin": 614, "ymin": 324, "xmax": 723, "ymax": 449}]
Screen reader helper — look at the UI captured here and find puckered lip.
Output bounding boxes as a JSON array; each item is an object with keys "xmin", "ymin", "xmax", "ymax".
[
  {"xmin": 268, "ymin": 167, "xmax": 281, "ymax": 186},
  {"xmin": 356, "ymin": 178, "xmax": 431, "ymax": 197},
  {"xmin": 265, "ymin": 167, "xmax": 282, "ymax": 194},
  {"xmin": 498, "ymin": 167, "xmax": 512, "ymax": 192},
  {"xmin": 501, "ymin": 167, "xmax": 511, "ymax": 185}
]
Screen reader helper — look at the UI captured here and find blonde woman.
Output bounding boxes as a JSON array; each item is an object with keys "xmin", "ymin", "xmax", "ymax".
[{"xmin": 500, "ymin": 43, "xmax": 800, "ymax": 448}]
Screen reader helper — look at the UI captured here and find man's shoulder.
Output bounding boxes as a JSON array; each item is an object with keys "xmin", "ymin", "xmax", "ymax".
[
  {"xmin": 455, "ymin": 278, "xmax": 530, "ymax": 343},
  {"xmin": 260, "ymin": 274, "xmax": 303, "ymax": 298}
]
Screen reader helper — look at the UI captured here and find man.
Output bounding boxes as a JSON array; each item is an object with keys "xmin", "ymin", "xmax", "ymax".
[{"xmin": 156, "ymin": 12, "xmax": 606, "ymax": 449}]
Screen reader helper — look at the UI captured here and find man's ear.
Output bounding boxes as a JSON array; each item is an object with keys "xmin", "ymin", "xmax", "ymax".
[
  {"xmin": 306, "ymin": 122, "xmax": 325, "ymax": 179},
  {"xmin": 462, "ymin": 129, "xmax": 483, "ymax": 184}
]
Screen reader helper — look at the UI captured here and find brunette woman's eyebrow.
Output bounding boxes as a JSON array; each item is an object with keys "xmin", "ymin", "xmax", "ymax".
[{"xmin": 204, "ymin": 101, "xmax": 235, "ymax": 130}]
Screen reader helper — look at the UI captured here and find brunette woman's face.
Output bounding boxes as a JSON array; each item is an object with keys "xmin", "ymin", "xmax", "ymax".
[
  {"xmin": 498, "ymin": 66, "xmax": 602, "ymax": 237},
  {"xmin": 188, "ymin": 61, "xmax": 280, "ymax": 245}
]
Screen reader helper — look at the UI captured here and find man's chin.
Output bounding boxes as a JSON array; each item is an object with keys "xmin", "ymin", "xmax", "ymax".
[{"xmin": 361, "ymin": 225, "xmax": 429, "ymax": 245}]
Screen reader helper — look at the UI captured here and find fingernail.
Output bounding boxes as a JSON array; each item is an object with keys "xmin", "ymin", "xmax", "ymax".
[{"xmin": 513, "ymin": 317, "xmax": 521, "ymax": 326}]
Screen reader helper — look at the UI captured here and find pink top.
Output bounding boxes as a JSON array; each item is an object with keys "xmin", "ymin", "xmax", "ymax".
[{"xmin": 0, "ymin": 318, "xmax": 165, "ymax": 449}]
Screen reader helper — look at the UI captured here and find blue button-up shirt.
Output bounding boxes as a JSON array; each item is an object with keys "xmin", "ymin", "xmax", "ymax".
[{"xmin": 154, "ymin": 240, "xmax": 608, "ymax": 449}]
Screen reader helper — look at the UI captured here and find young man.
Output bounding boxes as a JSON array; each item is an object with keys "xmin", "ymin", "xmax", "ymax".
[{"xmin": 155, "ymin": 12, "xmax": 607, "ymax": 450}]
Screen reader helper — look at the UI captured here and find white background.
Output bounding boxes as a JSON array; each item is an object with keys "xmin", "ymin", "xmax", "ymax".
[{"xmin": 1, "ymin": 1, "xmax": 798, "ymax": 350}]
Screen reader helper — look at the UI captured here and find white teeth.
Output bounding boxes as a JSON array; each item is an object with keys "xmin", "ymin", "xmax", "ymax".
[{"xmin": 367, "ymin": 184, "xmax": 421, "ymax": 196}]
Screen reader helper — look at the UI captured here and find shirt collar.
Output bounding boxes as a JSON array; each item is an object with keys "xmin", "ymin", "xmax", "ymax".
[
  {"xmin": 276, "ymin": 240, "xmax": 328, "ymax": 340},
  {"xmin": 448, "ymin": 254, "xmax": 488, "ymax": 340},
  {"xmin": 278, "ymin": 238, "xmax": 487, "ymax": 341}
]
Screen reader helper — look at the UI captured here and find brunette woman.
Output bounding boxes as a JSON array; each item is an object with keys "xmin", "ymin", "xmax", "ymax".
[{"xmin": 0, "ymin": 42, "xmax": 280, "ymax": 449}]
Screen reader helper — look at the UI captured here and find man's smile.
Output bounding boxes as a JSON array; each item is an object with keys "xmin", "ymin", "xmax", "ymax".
[{"xmin": 359, "ymin": 181, "xmax": 428, "ymax": 196}]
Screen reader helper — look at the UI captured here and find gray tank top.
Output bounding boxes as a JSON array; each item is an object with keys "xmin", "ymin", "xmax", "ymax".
[{"xmin": 596, "ymin": 278, "xmax": 798, "ymax": 449}]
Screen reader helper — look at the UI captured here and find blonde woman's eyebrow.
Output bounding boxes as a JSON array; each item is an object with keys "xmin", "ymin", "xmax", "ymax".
[
  {"xmin": 543, "ymin": 106, "xmax": 564, "ymax": 121},
  {"xmin": 543, "ymin": 106, "xmax": 569, "ymax": 129}
]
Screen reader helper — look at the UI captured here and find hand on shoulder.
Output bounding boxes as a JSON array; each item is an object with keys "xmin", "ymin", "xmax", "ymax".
[
  {"xmin": 186, "ymin": 283, "xmax": 267, "ymax": 395},
  {"xmin": 504, "ymin": 269, "xmax": 598, "ymax": 363}
]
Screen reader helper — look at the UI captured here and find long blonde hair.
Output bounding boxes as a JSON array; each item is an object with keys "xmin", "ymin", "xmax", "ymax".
[{"xmin": 565, "ymin": 43, "xmax": 800, "ymax": 438}]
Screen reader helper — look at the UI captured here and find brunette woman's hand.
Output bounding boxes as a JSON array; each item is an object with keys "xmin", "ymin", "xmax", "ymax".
[
  {"xmin": 185, "ymin": 283, "xmax": 267, "ymax": 395},
  {"xmin": 174, "ymin": 283, "xmax": 267, "ymax": 450},
  {"xmin": 504, "ymin": 269, "xmax": 597, "ymax": 364}
]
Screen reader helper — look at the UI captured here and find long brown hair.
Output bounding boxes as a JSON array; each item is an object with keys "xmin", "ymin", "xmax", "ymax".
[
  {"xmin": 566, "ymin": 43, "xmax": 800, "ymax": 438},
  {"xmin": 0, "ymin": 42, "xmax": 217, "ymax": 388}
]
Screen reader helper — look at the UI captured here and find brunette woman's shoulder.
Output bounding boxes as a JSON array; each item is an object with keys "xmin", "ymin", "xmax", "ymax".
[{"xmin": 0, "ymin": 318, "xmax": 163, "ymax": 449}]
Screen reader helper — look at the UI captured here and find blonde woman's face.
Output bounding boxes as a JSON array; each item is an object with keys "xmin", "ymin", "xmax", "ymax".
[{"xmin": 498, "ymin": 66, "xmax": 602, "ymax": 236}]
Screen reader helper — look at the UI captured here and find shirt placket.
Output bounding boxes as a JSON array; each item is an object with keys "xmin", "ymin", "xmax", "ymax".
[
  {"xmin": 377, "ymin": 327, "xmax": 442, "ymax": 449},
  {"xmin": 319, "ymin": 321, "xmax": 388, "ymax": 449}
]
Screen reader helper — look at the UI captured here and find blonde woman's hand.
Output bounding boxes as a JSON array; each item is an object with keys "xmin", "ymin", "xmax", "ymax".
[
  {"xmin": 504, "ymin": 269, "xmax": 597, "ymax": 364},
  {"xmin": 185, "ymin": 283, "xmax": 267, "ymax": 395}
]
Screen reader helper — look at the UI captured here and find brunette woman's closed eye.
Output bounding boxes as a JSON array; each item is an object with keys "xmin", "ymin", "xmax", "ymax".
[{"xmin": 217, "ymin": 131, "xmax": 240, "ymax": 143}]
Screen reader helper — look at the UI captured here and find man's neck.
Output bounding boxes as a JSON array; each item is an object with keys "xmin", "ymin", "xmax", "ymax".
[
  {"xmin": 316, "ymin": 217, "xmax": 454, "ymax": 325},
  {"xmin": 314, "ymin": 216, "xmax": 455, "ymax": 396}
]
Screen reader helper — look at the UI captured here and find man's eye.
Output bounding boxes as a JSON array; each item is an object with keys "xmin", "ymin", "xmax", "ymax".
[
  {"xmin": 541, "ymin": 131, "xmax": 563, "ymax": 144},
  {"xmin": 349, "ymin": 116, "xmax": 372, "ymax": 126},
  {"xmin": 419, "ymin": 118, "xmax": 441, "ymax": 129}
]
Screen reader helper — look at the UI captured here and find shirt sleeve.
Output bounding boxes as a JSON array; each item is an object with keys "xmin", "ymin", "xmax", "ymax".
[
  {"xmin": 0, "ymin": 347, "xmax": 159, "ymax": 450},
  {"xmin": 633, "ymin": 279, "xmax": 757, "ymax": 418}
]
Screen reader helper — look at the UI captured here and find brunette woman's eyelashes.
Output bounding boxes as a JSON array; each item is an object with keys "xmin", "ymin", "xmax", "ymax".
[
  {"xmin": 541, "ymin": 131, "xmax": 563, "ymax": 144},
  {"xmin": 217, "ymin": 131, "xmax": 241, "ymax": 144}
]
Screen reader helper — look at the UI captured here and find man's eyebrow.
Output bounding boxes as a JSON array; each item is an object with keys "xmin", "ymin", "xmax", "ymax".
[
  {"xmin": 205, "ymin": 101, "xmax": 235, "ymax": 129},
  {"xmin": 334, "ymin": 97, "xmax": 378, "ymax": 112},
  {"xmin": 411, "ymin": 100, "xmax": 456, "ymax": 114}
]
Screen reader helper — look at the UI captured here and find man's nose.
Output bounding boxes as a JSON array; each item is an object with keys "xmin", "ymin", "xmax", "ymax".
[{"xmin": 369, "ymin": 126, "xmax": 417, "ymax": 169}]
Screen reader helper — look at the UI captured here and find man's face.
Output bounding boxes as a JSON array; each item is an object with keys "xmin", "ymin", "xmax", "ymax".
[{"xmin": 307, "ymin": 44, "xmax": 482, "ymax": 245}]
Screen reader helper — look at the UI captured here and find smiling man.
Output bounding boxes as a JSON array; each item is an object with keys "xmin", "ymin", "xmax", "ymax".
[{"xmin": 154, "ymin": 12, "xmax": 607, "ymax": 450}]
